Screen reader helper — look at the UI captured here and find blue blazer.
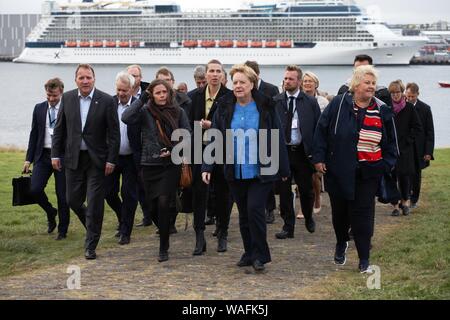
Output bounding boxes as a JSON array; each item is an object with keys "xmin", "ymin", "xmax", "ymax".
[
  {"xmin": 113, "ymin": 96, "xmax": 142, "ymax": 166},
  {"xmin": 273, "ymin": 91, "xmax": 321, "ymax": 158},
  {"xmin": 26, "ymin": 101, "xmax": 53, "ymax": 163}
]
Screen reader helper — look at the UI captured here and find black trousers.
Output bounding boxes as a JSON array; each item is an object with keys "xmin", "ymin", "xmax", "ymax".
[
  {"xmin": 266, "ymin": 187, "xmax": 276, "ymax": 212},
  {"xmin": 29, "ymin": 149, "xmax": 74, "ymax": 235},
  {"xmin": 65, "ymin": 151, "xmax": 104, "ymax": 251},
  {"xmin": 279, "ymin": 144, "xmax": 314, "ymax": 233},
  {"xmin": 329, "ymin": 173, "xmax": 381, "ymax": 263},
  {"xmin": 105, "ymin": 155, "xmax": 138, "ymax": 237},
  {"xmin": 392, "ymin": 170, "xmax": 411, "ymax": 202},
  {"xmin": 192, "ymin": 164, "xmax": 207, "ymax": 232},
  {"xmin": 229, "ymin": 179, "xmax": 273, "ymax": 264},
  {"xmin": 212, "ymin": 165, "xmax": 232, "ymax": 233},
  {"xmin": 410, "ymin": 169, "xmax": 422, "ymax": 204}
]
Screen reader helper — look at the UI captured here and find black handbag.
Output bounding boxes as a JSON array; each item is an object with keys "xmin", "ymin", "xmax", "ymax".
[
  {"xmin": 377, "ymin": 172, "xmax": 401, "ymax": 204},
  {"xmin": 12, "ymin": 175, "xmax": 37, "ymax": 206}
]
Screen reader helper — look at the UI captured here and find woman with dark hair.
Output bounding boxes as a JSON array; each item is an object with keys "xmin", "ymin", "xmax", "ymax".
[
  {"xmin": 388, "ymin": 80, "xmax": 422, "ymax": 216},
  {"xmin": 122, "ymin": 79, "xmax": 191, "ymax": 262},
  {"xmin": 202, "ymin": 64, "xmax": 290, "ymax": 272}
]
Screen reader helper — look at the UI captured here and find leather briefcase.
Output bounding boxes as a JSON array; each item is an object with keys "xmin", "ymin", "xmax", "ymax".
[{"xmin": 12, "ymin": 175, "xmax": 37, "ymax": 206}]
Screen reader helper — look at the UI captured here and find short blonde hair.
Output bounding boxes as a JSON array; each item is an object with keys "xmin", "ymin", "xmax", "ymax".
[
  {"xmin": 349, "ymin": 65, "xmax": 378, "ymax": 93},
  {"xmin": 229, "ymin": 64, "xmax": 258, "ymax": 87},
  {"xmin": 302, "ymin": 71, "xmax": 320, "ymax": 89}
]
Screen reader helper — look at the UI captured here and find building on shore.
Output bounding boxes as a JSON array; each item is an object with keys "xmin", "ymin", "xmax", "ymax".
[{"xmin": 0, "ymin": 14, "xmax": 40, "ymax": 60}]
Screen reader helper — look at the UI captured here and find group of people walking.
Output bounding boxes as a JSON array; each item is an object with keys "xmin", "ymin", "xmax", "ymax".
[{"xmin": 22, "ymin": 54, "xmax": 434, "ymax": 273}]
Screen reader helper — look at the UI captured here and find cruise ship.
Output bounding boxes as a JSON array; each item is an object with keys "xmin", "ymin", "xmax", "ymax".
[{"xmin": 14, "ymin": 0, "xmax": 428, "ymax": 65}]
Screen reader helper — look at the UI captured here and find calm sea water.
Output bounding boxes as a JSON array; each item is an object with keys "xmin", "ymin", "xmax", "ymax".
[{"xmin": 1, "ymin": 62, "xmax": 449, "ymax": 148}]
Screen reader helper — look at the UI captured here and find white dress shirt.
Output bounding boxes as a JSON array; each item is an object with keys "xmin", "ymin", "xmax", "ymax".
[
  {"xmin": 44, "ymin": 101, "xmax": 61, "ymax": 149},
  {"xmin": 287, "ymin": 90, "xmax": 302, "ymax": 145},
  {"xmin": 118, "ymin": 97, "xmax": 133, "ymax": 155},
  {"xmin": 78, "ymin": 89, "xmax": 95, "ymax": 151}
]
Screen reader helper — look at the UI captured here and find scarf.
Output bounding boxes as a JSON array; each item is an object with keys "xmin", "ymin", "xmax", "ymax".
[
  {"xmin": 392, "ymin": 97, "xmax": 407, "ymax": 115},
  {"xmin": 148, "ymin": 101, "xmax": 180, "ymax": 148}
]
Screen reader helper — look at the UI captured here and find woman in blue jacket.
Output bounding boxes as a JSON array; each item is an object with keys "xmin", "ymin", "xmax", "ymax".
[
  {"xmin": 312, "ymin": 65, "xmax": 398, "ymax": 273},
  {"xmin": 202, "ymin": 64, "xmax": 290, "ymax": 272}
]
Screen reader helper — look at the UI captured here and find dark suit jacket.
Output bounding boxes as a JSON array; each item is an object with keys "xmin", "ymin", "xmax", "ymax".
[
  {"xmin": 413, "ymin": 99, "xmax": 435, "ymax": 168},
  {"xmin": 26, "ymin": 101, "xmax": 53, "ymax": 163},
  {"xmin": 274, "ymin": 91, "xmax": 321, "ymax": 157},
  {"xmin": 113, "ymin": 96, "xmax": 142, "ymax": 166},
  {"xmin": 140, "ymin": 81, "xmax": 150, "ymax": 94},
  {"xmin": 258, "ymin": 80, "xmax": 280, "ymax": 99},
  {"xmin": 190, "ymin": 85, "xmax": 232, "ymax": 123},
  {"xmin": 52, "ymin": 88, "xmax": 120, "ymax": 170}
]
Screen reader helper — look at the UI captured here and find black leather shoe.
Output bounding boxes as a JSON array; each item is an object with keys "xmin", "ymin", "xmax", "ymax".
[
  {"xmin": 217, "ymin": 233, "xmax": 228, "ymax": 253},
  {"xmin": 136, "ymin": 220, "xmax": 152, "ymax": 227},
  {"xmin": 305, "ymin": 217, "xmax": 316, "ymax": 233},
  {"xmin": 118, "ymin": 235, "xmax": 130, "ymax": 245},
  {"xmin": 252, "ymin": 260, "xmax": 265, "ymax": 272},
  {"xmin": 275, "ymin": 230, "xmax": 294, "ymax": 239},
  {"xmin": 193, "ymin": 232, "xmax": 206, "ymax": 256},
  {"xmin": 158, "ymin": 251, "xmax": 169, "ymax": 262},
  {"xmin": 236, "ymin": 259, "xmax": 252, "ymax": 267},
  {"xmin": 47, "ymin": 208, "xmax": 57, "ymax": 234},
  {"xmin": 85, "ymin": 249, "xmax": 96, "ymax": 260},
  {"xmin": 205, "ymin": 216, "xmax": 215, "ymax": 225},
  {"xmin": 55, "ymin": 233, "xmax": 66, "ymax": 241},
  {"xmin": 265, "ymin": 210, "xmax": 275, "ymax": 224}
]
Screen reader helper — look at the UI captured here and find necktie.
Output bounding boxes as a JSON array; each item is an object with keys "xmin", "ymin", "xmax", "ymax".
[
  {"xmin": 285, "ymin": 96, "xmax": 295, "ymax": 144},
  {"xmin": 49, "ymin": 107, "xmax": 56, "ymax": 129}
]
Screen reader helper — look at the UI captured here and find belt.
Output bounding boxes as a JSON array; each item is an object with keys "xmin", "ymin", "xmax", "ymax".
[{"xmin": 287, "ymin": 145, "xmax": 302, "ymax": 152}]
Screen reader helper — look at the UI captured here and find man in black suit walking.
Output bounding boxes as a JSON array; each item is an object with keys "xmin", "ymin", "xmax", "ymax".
[
  {"xmin": 405, "ymin": 82, "xmax": 435, "ymax": 209},
  {"xmin": 274, "ymin": 65, "xmax": 321, "ymax": 239},
  {"xmin": 23, "ymin": 78, "xmax": 83, "ymax": 240},
  {"xmin": 52, "ymin": 64, "xmax": 120, "ymax": 260}
]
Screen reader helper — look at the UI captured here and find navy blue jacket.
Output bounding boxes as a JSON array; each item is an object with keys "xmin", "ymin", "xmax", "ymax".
[
  {"xmin": 202, "ymin": 90, "xmax": 290, "ymax": 183},
  {"xmin": 26, "ymin": 101, "xmax": 54, "ymax": 163},
  {"xmin": 113, "ymin": 96, "xmax": 142, "ymax": 166},
  {"xmin": 413, "ymin": 99, "xmax": 435, "ymax": 169},
  {"xmin": 312, "ymin": 93, "xmax": 399, "ymax": 200},
  {"xmin": 273, "ymin": 90, "xmax": 321, "ymax": 158}
]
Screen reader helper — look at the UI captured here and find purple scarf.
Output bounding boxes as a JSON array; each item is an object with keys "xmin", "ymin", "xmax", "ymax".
[{"xmin": 393, "ymin": 97, "xmax": 407, "ymax": 115}]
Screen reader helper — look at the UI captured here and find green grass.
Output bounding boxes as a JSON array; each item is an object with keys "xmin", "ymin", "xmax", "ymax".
[
  {"xmin": 0, "ymin": 150, "xmax": 157, "ymax": 277},
  {"xmin": 296, "ymin": 149, "xmax": 450, "ymax": 300}
]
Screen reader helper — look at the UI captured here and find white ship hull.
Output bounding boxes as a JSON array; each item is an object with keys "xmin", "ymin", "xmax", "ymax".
[{"xmin": 14, "ymin": 41, "xmax": 425, "ymax": 65}]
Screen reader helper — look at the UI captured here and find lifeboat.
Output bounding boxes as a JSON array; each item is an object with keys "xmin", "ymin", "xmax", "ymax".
[
  {"xmin": 183, "ymin": 40, "xmax": 198, "ymax": 47},
  {"xmin": 105, "ymin": 41, "xmax": 116, "ymax": 47},
  {"xmin": 201, "ymin": 40, "xmax": 216, "ymax": 48},
  {"xmin": 66, "ymin": 41, "xmax": 77, "ymax": 48},
  {"xmin": 130, "ymin": 41, "xmax": 140, "ymax": 48},
  {"xmin": 79, "ymin": 41, "xmax": 90, "ymax": 47},
  {"xmin": 119, "ymin": 41, "xmax": 130, "ymax": 48},
  {"xmin": 251, "ymin": 41, "xmax": 263, "ymax": 48},
  {"xmin": 92, "ymin": 41, "xmax": 103, "ymax": 47},
  {"xmin": 279, "ymin": 40, "xmax": 292, "ymax": 48},
  {"xmin": 438, "ymin": 81, "xmax": 450, "ymax": 88},
  {"xmin": 218, "ymin": 40, "xmax": 233, "ymax": 48},
  {"xmin": 265, "ymin": 41, "xmax": 277, "ymax": 48},
  {"xmin": 236, "ymin": 41, "xmax": 248, "ymax": 48}
]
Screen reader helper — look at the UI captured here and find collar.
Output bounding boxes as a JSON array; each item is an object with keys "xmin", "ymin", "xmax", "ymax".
[
  {"xmin": 286, "ymin": 90, "xmax": 300, "ymax": 100},
  {"xmin": 206, "ymin": 85, "xmax": 220, "ymax": 101},
  {"xmin": 119, "ymin": 96, "xmax": 132, "ymax": 108},
  {"xmin": 78, "ymin": 88, "xmax": 95, "ymax": 99},
  {"xmin": 257, "ymin": 79, "xmax": 262, "ymax": 89}
]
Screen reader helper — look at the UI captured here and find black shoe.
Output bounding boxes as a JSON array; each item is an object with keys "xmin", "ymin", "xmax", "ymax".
[
  {"xmin": 236, "ymin": 258, "xmax": 252, "ymax": 267},
  {"xmin": 305, "ymin": 217, "xmax": 316, "ymax": 233},
  {"xmin": 402, "ymin": 205, "xmax": 410, "ymax": 216},
  {"xmin": 275, "ymin": 230, "xmax": 294, "ymax": 239},
  {"xmin": 55, "ymin": 233, "xmax": 66, "ymax": 241},
  {"xmin": 391, "ymin": 209, "xmax": 400, "ymax": 216},
  {"xmin": 136, "ymin": 221, "xmax": 152, "ymax": 227},
  {"xmin": 265, "ymin": 210, "xmax": 275, "ymax": 224},
  {"xmin": 193, "ymin": 231, "xmax": 206, "ymax": 256},
  {"xmin": 118, "ymin": 235, "xmax": 130, "ymax": 245},
  {"xmin": 85, "ymin": 249, "xmax": 96, "ymax": 260},
  {"xmin": 217, "ymin": 232, "xmax": 228, "ymax": 253},
  {"xmin": 334, "ymin": 241, "xmax": 349, "ymax": 265},
  {"xmin": 205, "ymin": 216, "xmax": 215, "ymax": 225},
  {"xmin": 114, "ymin": 231, "xmax": 121, "ymax": 238},
  {"xmin": 169, "ymin": 225, "xmax": 178, "ymax": 235},
  {"xmin": 252, "ymin": 260, "xmax": 265, "ymax": 272},
  {"xmin": 410, "ymin": 202, "xmax": 418, "ymax": 209},
  {"xmin": 359, "ymin": 260, "xmax": 372, "ymax": 273},
  {"xmin": 47, "ymin": 208, "xmax": 57, "ymax": 234},
  {"xmin": 158, "ymin": 251, "xmax": 169, "ymax": 262}
]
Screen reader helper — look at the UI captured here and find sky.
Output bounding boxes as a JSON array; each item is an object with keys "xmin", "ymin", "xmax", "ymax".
[{"xmin": 0, "ymin": 0, "xmax": 449, "ymax": 24}]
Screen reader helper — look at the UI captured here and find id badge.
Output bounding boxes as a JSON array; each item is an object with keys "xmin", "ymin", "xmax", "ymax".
[
  {"xmin": 292, "ymin": 119, "xmax": 298, "ymax": 129},
  {"xmin": 49, "ymin": 128, "xmax": 54, "ymax": 136}
]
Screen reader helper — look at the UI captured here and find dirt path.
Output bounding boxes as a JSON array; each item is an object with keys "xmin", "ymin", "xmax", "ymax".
[{"xmin": 0, "ymin": 196, "xmax": 401, "ymax": 300}]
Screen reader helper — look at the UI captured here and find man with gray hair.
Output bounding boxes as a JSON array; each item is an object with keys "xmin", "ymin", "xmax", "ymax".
[
  {"xmin": 188, "ymin": 65, "xmax": 207, "ymax": 98},
  {"xmin": 127, "ymin": 64, "xmax": 150, "ymax": 99},
  {"xmin": 104, "ymin": 71, "xmax": 140, "ymax": 245}
]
